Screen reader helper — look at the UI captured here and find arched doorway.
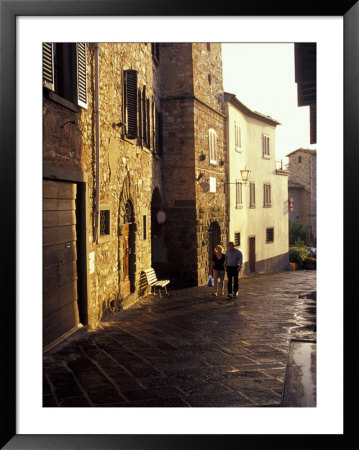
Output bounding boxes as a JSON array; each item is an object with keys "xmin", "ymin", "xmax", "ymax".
[
  {"xmin": 123, "ymin": 200, "xmax": 136, "ymax": 297},
  {"xmin": 208, "ymin": 222, "xmax": 221, "ymax": 267}
]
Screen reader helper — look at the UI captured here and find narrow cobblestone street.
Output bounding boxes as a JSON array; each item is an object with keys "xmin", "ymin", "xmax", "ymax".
[{"xmin": 43, "ymin": 270, "xmax": 316, "ymax": 408}]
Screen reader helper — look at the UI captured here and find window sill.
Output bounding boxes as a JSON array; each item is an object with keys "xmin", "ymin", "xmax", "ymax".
[
  {"xmin": 235, "ymin": 147, "xmax": 243, "ymax": 153},
  {"xmin": 263, "ymin": 204, "xmax": 272, "ymax": 208},
  {"xmin": 262, "ymin": 155, "xmax": 270, "ymax": 160},
  {"xmin": 120, "ymin": 136, "xmax": 136, "ymax": 145},
  {"xmin": 47, "ymin": 91, "xmax": 79, "ymax": 113},
  {"xmin": 98, "ymin": 235, "xmax": 112, "ymax": 243}
]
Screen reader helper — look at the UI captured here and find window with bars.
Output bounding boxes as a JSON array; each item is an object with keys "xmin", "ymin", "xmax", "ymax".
[
  {"xmin": 42, "ymin": 42, "xmax": 88, "ymax": 108},
  {"xmin": 234, "ymin": 232, "xmax": 241, "ymax": 247},
  {"xmin": 266, "ymin": 227, "xmax": 274, "ymax": 243},
  {"xmin": 249, "ymin": 182, "xmax": 256, "ymax": 207},
  {"xmin": 263, "ymin": 183, "xmax": 272, "ymax": 206},
  {"xmin": 262, "ymin": 134, "xmax": 270, "ymax": 157},
  {"xmin": 100, "ymin": 210, "xmax": 110, "ymax": 236},
  {"xmin": 209, "ymin": 129, "xmax": 217, "ymax": 164},
  {"xmin": 235, "ymin": 181, "xmax": 243, "ymax": 208},
  {"xmin": 234, "ymin": 121, "xmax": 242, "ymax": 151}
]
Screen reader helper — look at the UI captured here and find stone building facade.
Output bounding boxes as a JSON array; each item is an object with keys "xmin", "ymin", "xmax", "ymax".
[
  {"xmin": 224, "ymin": 93, "xmax": 289, "ymax": 275},
  {"xmin": 286, "ymin": 148, "xmax": 317, "ymax": 246},
  {"xmin": 160, "ymin": 43, "xmax": 227, "ymax": 288},
  {"xmin": 42, "ymin": 42, "xmax": 228, "ymax": 349},
  {"xmin": 43, "ymin": 42, "xmax": 292, "ymax": 350},
  {"xmin": 43, "ymin": 43, "xmax": 163, "ymax": 349}
]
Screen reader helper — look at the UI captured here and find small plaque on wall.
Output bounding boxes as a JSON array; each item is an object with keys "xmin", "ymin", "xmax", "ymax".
[{"xmin": 209, "ymin": 177, "xmax": 216, "ymax": 192}]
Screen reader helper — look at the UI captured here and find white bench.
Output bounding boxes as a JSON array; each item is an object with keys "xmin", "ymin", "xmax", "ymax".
[{"xmin": 143, "ymin": 268, "xmax": 170, "ymax": 297}]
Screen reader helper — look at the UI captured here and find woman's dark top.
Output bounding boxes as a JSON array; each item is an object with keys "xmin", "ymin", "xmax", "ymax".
[{"xmin": 212, "ymin": 253, "xmax": 225, "ymax": 270}]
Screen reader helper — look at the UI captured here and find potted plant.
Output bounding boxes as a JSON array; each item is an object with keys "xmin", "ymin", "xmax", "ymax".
[
  {"xmin": 303, "ymin": 257, "xmax": 316, "ymax": 270},
  {"xmin": 289, "ymin": 245, "xmax": 308, "ymax": 270}
]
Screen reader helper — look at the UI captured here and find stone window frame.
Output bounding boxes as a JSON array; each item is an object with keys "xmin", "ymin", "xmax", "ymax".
[
  {"xmin": 209, "ymin": 128, "xmax": 217, "ymax": 165},
  {"xmin": 99, "ymin": 203, "xmax": 112, "ymax": 243}
]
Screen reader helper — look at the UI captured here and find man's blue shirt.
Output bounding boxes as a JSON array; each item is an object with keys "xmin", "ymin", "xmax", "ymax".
[{"xmin": 225, "ymin": 248, "xmax": 243, "ymax": 267}]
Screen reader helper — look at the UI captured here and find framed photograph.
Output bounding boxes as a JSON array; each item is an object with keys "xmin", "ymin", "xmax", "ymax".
[{"xmin": 1, "ymin": 0, "xmax": 356, "ymax": 448}]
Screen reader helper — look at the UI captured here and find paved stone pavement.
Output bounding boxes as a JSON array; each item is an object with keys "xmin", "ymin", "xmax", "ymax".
[{"xmin": 43, "ymin": 270, "xmax": 316, "ymax": 407}]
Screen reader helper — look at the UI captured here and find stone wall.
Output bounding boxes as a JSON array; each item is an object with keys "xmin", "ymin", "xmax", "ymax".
[
  {"xmin": 159, "ymin": 43, "xmax": 227, "ymax": 287},
  {"xmin": 43, "ymin": 43, "xmax": 164, "ymax": 330},
  {"xmin": 288, "ymin": 149, "xmax": 316, "ymax": 246}
]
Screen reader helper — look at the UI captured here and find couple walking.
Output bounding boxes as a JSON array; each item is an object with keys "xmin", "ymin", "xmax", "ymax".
[{"xmin": 210, "ymin": 242, "xmax": 243, "ymax": 298}]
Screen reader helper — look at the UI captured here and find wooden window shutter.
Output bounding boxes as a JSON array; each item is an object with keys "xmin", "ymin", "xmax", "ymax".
[
  {"xmin": 141, "ymin": 86, "xmax": 146, "ymax": 143},
  {"xmin": 152, "ymin": 102, "xmax": 155, "ymax": 150},
  {"xmin": 146, "ymin": 98, "xmax": 150, "ymax": 148},
  {"xmin": 76, "ymin": 43, "xmax": 88, "ymax": 108},
  {"xmin": 138, "ymin": 88, "xmax": 143, "ymax": 144},
  {"xmin": 124, "ymin": 69, "xmax": 138, "ymax": 139},
  {"xmin": 42, "ymin": 43, "xmax": 55, "ymax": 91},
  {"xmin": 156, "ymin": 108, "xmax": 162, "ymax": 157}
]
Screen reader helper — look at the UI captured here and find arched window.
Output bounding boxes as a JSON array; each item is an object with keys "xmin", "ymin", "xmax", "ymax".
[
  {"xmin": 124, "ymin": 200, "xmax": 134, "ymax": 224},
  {"xmin": 209, "ymin": 129, "xmax": 217, "ymax": 164}
]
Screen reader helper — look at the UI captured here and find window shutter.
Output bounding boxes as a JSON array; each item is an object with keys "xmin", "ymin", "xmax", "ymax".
[
  {"xmin": 138, "ymin": 88, "xmax": 142, "ymax": 144},
  {"xmin": 157, "ymin": 109, "xmax": 163, "ymax": 157},
  {"xmin": 42, "ymin": 43, "xmax": 55, "ymax": 91},
  {"xmin": 146, "ymin": 98, "xmax": 150, "ymax": 148},
  {"xmin": 124, "ymin": 70, "xmax": 138, "ymax": 139},
  {"xmin": 76, "ymin": 43, "xmax": 88, "ymax": 108}
]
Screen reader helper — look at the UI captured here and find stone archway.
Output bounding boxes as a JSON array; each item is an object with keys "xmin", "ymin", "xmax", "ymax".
[{"xmin": 118, "ymin": 174, "xmax": 136, "ymax": 299}]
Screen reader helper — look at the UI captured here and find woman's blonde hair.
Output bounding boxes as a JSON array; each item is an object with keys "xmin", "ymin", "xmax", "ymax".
[{"xmin": 215, "ymin": 245, "xmax": 224, "ymax": 252}]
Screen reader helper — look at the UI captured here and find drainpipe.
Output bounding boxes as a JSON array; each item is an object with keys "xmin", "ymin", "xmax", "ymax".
[{"xmin": 94, "ymin": 43, "xmax": 100, "ymax": 243}]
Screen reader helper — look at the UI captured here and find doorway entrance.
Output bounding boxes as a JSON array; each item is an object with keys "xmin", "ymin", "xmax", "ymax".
[
  {"xmin": 123, "ymin": 200, "xmax": 135, "ymax": 297},
  {"xmin": 249, "ymin": 236, "xmax": 256, "ymax": 273},
  {"xmin": 208, "ymin": 222, "xmax": 221, "ymax": 267},
  {"xmin": 43, "ymin": 180, "xmax": 80, "ymax": 348}
]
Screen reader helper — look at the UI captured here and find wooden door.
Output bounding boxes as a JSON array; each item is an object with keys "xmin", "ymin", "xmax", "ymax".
[
  {"xmin": 123, "ymin": 223, "xmax": 131, "ymax": 297},
  {"xmin": 249, "ymin": 237, "xmax": 256, "ymax": 273},
  {"xmin": 43, "ymin": 180, "xmax": 79, "ymax": 348}
]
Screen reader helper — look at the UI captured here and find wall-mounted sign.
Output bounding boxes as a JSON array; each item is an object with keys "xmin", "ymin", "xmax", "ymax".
[{"xmin": 209, "ymin": 177, "xmax": 216, "ymax": 193}]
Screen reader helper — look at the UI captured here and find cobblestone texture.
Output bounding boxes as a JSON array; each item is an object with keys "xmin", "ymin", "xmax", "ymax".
[{"xmin": 43, "ymin": 270, "xmax": 316, "ymax": 407}]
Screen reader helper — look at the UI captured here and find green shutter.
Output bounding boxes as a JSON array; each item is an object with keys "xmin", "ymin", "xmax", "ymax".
[
  {"xmin": 42, "ymin": 43, "xmax": 54, "ymax": 91},
  {"xmin": 76, "ymin": 43, "xmax": 88, "ymax": 108}
]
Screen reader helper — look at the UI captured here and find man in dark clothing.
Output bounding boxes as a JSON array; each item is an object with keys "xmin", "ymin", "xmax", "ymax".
[{"xmin": 225, "ymin": 241, "xmax": 243, "ymax": 298}]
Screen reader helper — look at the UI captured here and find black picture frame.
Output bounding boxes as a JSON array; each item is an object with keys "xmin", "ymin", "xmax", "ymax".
[{"xmin": 1, "ymin": 0, "xmax": 356, "ymax": 448}]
